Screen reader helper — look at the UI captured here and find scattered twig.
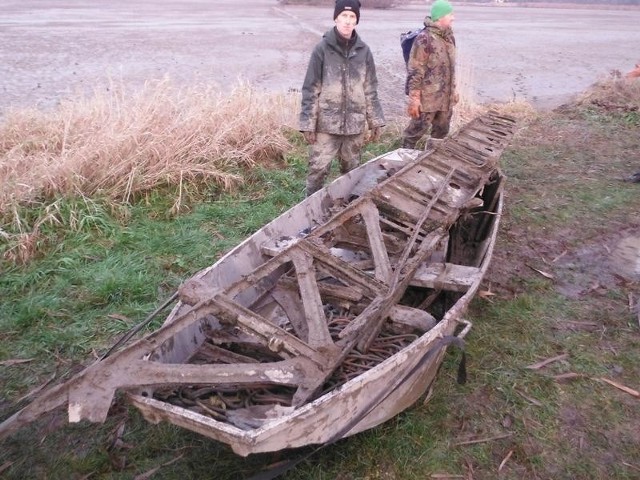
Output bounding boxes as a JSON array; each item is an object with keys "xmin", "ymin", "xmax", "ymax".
[
  {"xmin": 514, "ymin": 389, "xmax": 543, "ymax": 406},
  {"xmin": 454, "ymin": 433, "xmax": 512, "ymax": 446},
  {"xmin": 0, "ymin": 462, "xmax": 14, "ymax": 475},
  {"xmin": 498, "ymin": 449, "xmax": 514, "ymax": 472},
  {"xmin": 134, "ymin": 453, "xmax": 184, "ymax": 480},
  {"xmin": 526, "ymin": 264, "xmax": 554, "ymax": 279},
  {"xmin": 478, "ymin": 289, "xmax": 496, "ymax": 299},
  {"xmin": 464, "ymin": 457, "xmax": 475, "ymax": 480},
  {"xmin": 552, "ymin": 250, "xmax": 568, "ymax": 263},
  {"xmin": 526, "ymin": 353, "xmax": 569, "ymax": 370},
  {"xmin": 522, "ymin": 416, "xmax": 543, "ymax": 430},
  {"xmin": 431, "ymin": 475, "xmax": 464, "ymax": 479},
  {"xmin": 0, "ymin": 358, "xmax": 34, "ymax": 366},
  {"xmin": 599, "ymin": 378, "xmax": 640, "ymax": 399},
  {"xmin": 623, "ymin": 462, "xmax": 640, "ymax": 473},
  {"xmin": 552, "ymin": 372, "xmax": 585, "ymax": 383},
  {"xmin": 422, "ymin": 385, "xmax": 435, "ymax": 405},
  {"xmin": 559, "ymin": 320, "xmax": 600, "ymax": 331},
  {"xmin": 564, "ymin": 321, "xmax": 599, "ymax": 326},
  {"xmin": 107, "ymin": 313, "xmax": 132, "ymax": 323}
]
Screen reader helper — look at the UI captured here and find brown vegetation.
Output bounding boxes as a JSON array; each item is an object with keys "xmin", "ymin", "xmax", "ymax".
[
  {"xmin": 571, "ymin": 73, "xmax": 640, "ymax": 113},
  {"xmin": 0, "ymin": 80, "xmax": 298, "ymax": 223}
]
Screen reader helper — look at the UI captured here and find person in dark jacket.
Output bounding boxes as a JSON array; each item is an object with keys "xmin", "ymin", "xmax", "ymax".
[
  {"xmin": 402, "ymin": 0, "xmax": 458, "ymax": 150},
  {"xmin": 299, "ymin": 0, "xmax": 385, "ymax": 196}
]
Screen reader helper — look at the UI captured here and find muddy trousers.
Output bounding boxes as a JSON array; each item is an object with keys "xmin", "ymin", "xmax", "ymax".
[
  {"xmin": 306, "ymin": 132, "xmax": 365, "ymax": 196},
  {"xmin": 401, "ymin": 110, "xmax": 453, "ymax": 149}
]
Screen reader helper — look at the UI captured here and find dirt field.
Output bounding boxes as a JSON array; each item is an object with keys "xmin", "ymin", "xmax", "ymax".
[{"xmin": 2, "ymin": 0, "xmax": 640, "ymax": 119}]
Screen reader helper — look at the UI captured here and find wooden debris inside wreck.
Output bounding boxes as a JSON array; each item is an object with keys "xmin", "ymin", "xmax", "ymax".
[{"xmin": 0, "ymin": 112, "xmax": 517, "ymax": 456}]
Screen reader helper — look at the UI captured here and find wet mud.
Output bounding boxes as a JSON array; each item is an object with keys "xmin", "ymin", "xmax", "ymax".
[{"xmin": 2, "ymin": 0, "xmax": 640, "ymax": 119}]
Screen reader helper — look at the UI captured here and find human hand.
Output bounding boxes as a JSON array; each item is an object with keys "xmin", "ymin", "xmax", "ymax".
[
  {"xmin": 407, "ymin": 100, "xmax": 421, "ymax": 119},
  {"xmin": 453, "ymin": 91, "xmax": 460, "ymax": 105},
  {"xmin": 302, "ymin": 131, "xmax": 316, "ymax": 144},
  {"xmin": 407, "ymin": 90, "xmax": 422, "ymax": 119}
]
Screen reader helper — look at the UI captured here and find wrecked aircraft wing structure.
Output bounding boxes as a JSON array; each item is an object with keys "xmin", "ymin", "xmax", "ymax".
[{"xmin": 0, "ymin": 112, "xmax": 516, "ymax": 456}]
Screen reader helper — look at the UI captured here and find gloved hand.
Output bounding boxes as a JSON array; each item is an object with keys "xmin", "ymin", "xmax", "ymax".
[
  {"xmin": 302, "ymin": 131, "xmax": 316, "ymax": 144},
  {"xmin": 369, "ymin": 126, "xmax": 382, "ymax": 143},
  {"xmin": 407, "ymin": 90, "xmax": 422, "ymax": 119}
]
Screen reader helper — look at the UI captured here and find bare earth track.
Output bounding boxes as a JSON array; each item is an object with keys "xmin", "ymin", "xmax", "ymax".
[{"xmin": 2, "ymin": 0, "xmax": 640, "ymax": 119}]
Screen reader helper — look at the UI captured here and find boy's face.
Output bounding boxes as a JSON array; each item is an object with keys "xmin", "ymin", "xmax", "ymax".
[{"xmin": 335, "ymin": 10, "xmax": 357, "ymax": 39}]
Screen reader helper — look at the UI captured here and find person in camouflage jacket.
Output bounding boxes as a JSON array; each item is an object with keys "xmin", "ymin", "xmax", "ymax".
[
  {"xmin": 402, "ymin": 0, "xmax": 457, "ymax": 150},
  {"xmin": 299, "ymin": 0, "xmax": 385, "ymax": 196}
]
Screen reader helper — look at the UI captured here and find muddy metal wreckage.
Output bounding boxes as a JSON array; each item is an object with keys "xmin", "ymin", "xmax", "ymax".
[{"xmin": 0, "ymin": 112, "xmax": 517, "ymax": 454}]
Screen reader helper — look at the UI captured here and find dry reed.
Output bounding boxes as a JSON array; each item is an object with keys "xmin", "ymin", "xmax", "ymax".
[
  {"xmin": 574, "ymin": 74, "xmax": 640, "ymax": 111},
  {"xmin": 0, "ymin": 79, "xmax": 300, "ymax": 222}
]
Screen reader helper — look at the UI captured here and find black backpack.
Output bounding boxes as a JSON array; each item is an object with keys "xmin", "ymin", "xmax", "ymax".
[
  {"xmin": 400, "ymin": 27, "xmax": 424, "ymax": 65},
  {"xmin": 400, "ymin": 27, "xmax": 424, "ymax": 94}
]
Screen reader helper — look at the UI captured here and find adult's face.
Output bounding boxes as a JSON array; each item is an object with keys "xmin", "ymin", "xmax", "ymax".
[
  {"xmin": 437, "ymin": 12, "xmax": 455, "ymax": 29},
  {"xmin": 335, "ymin": 11, "xmax": 357, "ymax": 39}
]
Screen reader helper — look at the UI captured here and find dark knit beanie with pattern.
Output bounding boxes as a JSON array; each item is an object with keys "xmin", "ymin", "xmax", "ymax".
[{"xmin": 334, "ymin": 0, "xmax": 361, "ymax": 24}]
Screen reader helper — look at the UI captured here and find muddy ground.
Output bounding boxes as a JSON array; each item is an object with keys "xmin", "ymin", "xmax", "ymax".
[{"xmin": 2, "ymin": 0, "xmax": 640, "ymax": 120}]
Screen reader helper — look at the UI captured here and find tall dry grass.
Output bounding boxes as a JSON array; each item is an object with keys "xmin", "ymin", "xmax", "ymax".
[
  {"xmin": 574, "ymin": 74, "xmax": 640, "ymax": 111},
  {"xmin": 449, "ymin": 55, "xmax": 539, "ymax": 135},
  {"xmin": 0, "ymin": 79, "xmax": 300, "ymax": 223},
  {"xmin": 0, "ymin": 79, "xmax": 300, "ymax": 263}
]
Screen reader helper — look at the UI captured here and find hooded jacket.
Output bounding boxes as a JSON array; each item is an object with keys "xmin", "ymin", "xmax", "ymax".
[
  {"xmin": 406, "ymin": 18, "xmax": 456, "ymax": 112},
  {"xmin": 299, "ymin": 27, "xmax": 385, "ymax": 135}
]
